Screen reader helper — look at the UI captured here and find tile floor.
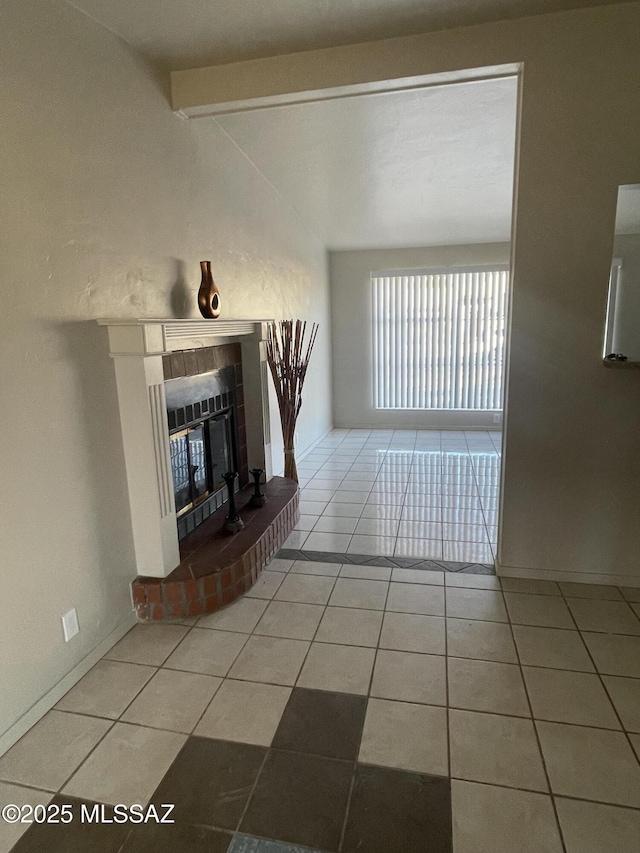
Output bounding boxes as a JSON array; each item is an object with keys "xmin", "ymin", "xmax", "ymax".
[
  {"xmin": 286, "ymin": 428, "xmax": 501, "ymax": 563},
  {"xmin": 2, "ymin": 562, "xmax": 640, "ymax": 852}
]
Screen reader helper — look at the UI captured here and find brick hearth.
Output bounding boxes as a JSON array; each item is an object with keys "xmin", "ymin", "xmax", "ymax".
[{"xmin": 132, "ymin": 477, "xmax": 298, "ymax": 621}]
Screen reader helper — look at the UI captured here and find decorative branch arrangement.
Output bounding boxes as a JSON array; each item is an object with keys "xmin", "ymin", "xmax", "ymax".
[{"xmin": 266, "ymin": 320, "xmax": 319, "ymax": 482}]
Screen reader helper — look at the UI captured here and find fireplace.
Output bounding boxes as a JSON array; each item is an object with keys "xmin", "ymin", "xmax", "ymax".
[
  {"xmin": 98, "ymin": 318, "xmax": 277, "ymax": 578},
  {"xmin": 165, "ymin": 364, "xmax": 241, "ymax": 540}
]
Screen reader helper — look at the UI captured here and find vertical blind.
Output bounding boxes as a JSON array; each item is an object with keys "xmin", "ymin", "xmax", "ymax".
[{"xmin": 372, "ymin": 266, "xmax": 509, "ymax": 410}]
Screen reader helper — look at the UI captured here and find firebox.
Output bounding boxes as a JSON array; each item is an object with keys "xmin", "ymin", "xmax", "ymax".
[{"xmin": 165, "ymin": 366, "xmax": 239, "ymax": 540}]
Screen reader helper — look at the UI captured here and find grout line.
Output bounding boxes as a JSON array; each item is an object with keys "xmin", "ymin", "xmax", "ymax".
[
  {"xmin": 556, "ymin": 583, "xmax": 640, "ymax": 772},
  {"xmin": 443, "ymin": 569, "xmax": 452, "ymax": 783},
  {"xmin": 500, "ymin": 581, "xmax": 568, "ymax": 853},
  {"xmin": 232, "ymin": 748, "xmax": 272, "ymax": 836}
]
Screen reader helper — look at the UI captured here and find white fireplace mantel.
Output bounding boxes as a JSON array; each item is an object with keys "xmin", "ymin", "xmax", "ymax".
[
  {"xmin": 97, "ymin": 317, "xmax": 272, "ymax": 356},
  {"xmin": 98, "ymin": 318, "xmax": 274, "ymax": 578}
]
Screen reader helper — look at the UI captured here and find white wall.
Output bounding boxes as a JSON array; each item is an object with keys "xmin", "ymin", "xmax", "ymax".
[
  {"xmin": 179, "ymin": 4, "xmax": 640, "ymax": 586},
  {"xmin": 611, "ymin": 233, "xmax": 640, "ymax": 359},
  {"xmin": 0, "ymin": 0, "xmax": 331, "ymax": 750},
  {"xmin": 330, "ymin": 244, "xmax": 511, "ymax": 428}
]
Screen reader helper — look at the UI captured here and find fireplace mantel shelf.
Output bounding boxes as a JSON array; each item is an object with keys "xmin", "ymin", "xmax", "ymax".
[{"xmin": 97, "ymin": 317, "xmax": 273, "ymax": 356}]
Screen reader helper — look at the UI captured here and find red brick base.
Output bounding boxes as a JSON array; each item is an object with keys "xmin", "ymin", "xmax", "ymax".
[{"xmin": 132, "ymin": 477, "xmax": 298, "ymax": 621}]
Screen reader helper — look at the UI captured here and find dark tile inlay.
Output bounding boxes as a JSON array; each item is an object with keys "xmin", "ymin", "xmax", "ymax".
[
  {"xmin": 122, "ymin": 822, "xmax": 232, "ymax": 853},
  {"xmin": 276, "ymin": 550, "xmax": 494, "ymax": 575},
  {"xmin": 342, "ymin": 764, "xmax": 452, "ymax": 853},
  {"xmin": 10, "ymin": 797, "xmax": 130, "ymax": 853},
  {"xmin": 240, "ymin": 750, "xmax": 353, "ymax": 852},
  {"xmin": 272, "ymin": 688, "xmax": 367, "ymax": 761},
  {"xmin": 151, "ymin": 737, "xmax": 266, "ymax": 830}
]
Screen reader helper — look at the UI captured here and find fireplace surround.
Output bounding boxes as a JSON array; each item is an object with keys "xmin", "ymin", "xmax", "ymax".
[{"xmin": 98, "ymin": 319, "xmax": 295, "ymax": 583}]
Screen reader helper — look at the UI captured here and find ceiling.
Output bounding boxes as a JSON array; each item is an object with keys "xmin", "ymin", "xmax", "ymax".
[
  {"xmin": 65, "ymin": 0, "xmax": 629, "ymax": 71},
  {"xmin": 217, "ymin": 77, "xmax": 518, "ymax": 250}
]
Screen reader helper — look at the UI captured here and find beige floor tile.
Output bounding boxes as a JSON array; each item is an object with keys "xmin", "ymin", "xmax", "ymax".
[
  {"xmin": 446, "ymin": 588, "xmax": 507, "ymax": 622},
  {"xmin": 328, "ymin": 578, "xmax": 389, "ymax": 610},
  {"xmin": 501, "ymin": 577, "xmax": 560, "ymax": 596},
  {"xmin": 339, "ymin": 564, "xmax": 392, "ymax": 581},
  {"xmin": 290, "ymin": 560, "xmax": 342, "ymax": 576},
  {"xmin": 254, "ymin": 600, "xmax": 324, "ymax": 640},
  {"xmin": 354, "ymin": 517, "xmax": 400, "ymax": 537},
  {"xmin": 55, "ymin": 660, "xmax": 154, "ymax": 719},
  {"xmin": 632, "ymin": 733, "xmax": 640, "ymax": 761},
  {"xmin": 264, "ymin": 558, "xmax": 293, "ymax": 572},
  {"xmin": 582, "ymin": 632, "xmax": 640, "ymax": 677},
  {"xmin": 504, "ymin": 592, "xmax": 573, "ymax": 628},
  {"xmin": 228, "ymin": 635, "xmax": 309, "ymax": 686},
  {"xmin": 194, "ymin": 679, "xmax": 291, "ymax": 746},
  {"xmin": 445, "ymin": 573, "xmax": 501, "ymax": 590},
  {"xmin": 321, "ymin": 502, "xmax": 363, "ymax": 517},
  {"xmin": 386, "ymin": 582, "xmax": 445, "ymax": 616},
  {"xmin": 447, "ymin": 618, "xmax": 517, "ymax": 663},
  {"xmin": 449, "ymin": 658, "xmax": 529, "ymax": 716},
  {"xmin": 245, "ymin": 570, "xmax": 287, "ymax": 599},
  {"xmin": 163, "ymin": 628, "xmax": 247, "ymax": 676},
  {"xmin": 566, "ymin": 598, "xmax": 640, "ymax": 635},
  {"xmin": 537, "ymin": 721, "xmax": 640, "ymax": 806},
  {"xmin": 512, "ymin": 625, "xmax": 594, "ymax": 671},
  {"xmin": 371, "ymin": 649, "xmax": 446, "ymax": 705},
  {"xmin": 0, "ymin": 711, "xmax": 111, "ymax": 792},
  {"xmin": 443, "ymin": 541, "xmax": 494, "ymax": 563},
  {"xmin": 359, "ymin": 699, "xmax": 448, "ymax": 775},
  {"xmin": 297, "ymin": 643, "xmax": 375, "ymax": 695},
  {"xmin": 198, "ymin": 598, "xmax": 268, "ymax": 633},
  {"xmin": 380, "ymin": 612, "xmax": 445, "ymax": 655},
  {"xmin": 449, "ymin": 709, "xmax": 547, "ymax": 791},
  {"xmin": 304, "ymin": 531, "xmax": 352, "ymax": 551},
  {"xmin": 63, "ymin": 722, "xmax": 185, "ymax": 806},
  {"xmin": 602, "ymin": 675, "xmax": 640, "ymax": 732},
  {"xmin": 0, "ymin": 781, "xmax": 53, "ymax": 851},
  {"xmin": 556, "ymin": 797, "xmax": 640, "ymax": 853},
  {"xmin": 524, "ymin": 667, "xmax": 619, "ymax": 728},
  {"xmin": 452, "ymin": 780, "xmax": 563, "ymax": 853},
  {"xmin": 105, "ymin": 624, "xmax": 190, "ymax": 666},
  {"xmin": 312, "ymin": 516, "xmax": 359, "ymax": 535},
  {"xmin": 315, "ymin": 607, "xmax": 383, "ymax": 647},
  {"xmin": 121, "ymin": 669, "xmax": 221, "ymax": 733},
  {"xmin": 274, "ymin": 573, "xmax": 336, "ymax": 605},
  {"xmin": 390, "ymin": 568, "xmax": 444, "ymax": 586},
  {"xmin": 395, "ymin": 538, "xmax": 444, "ymax": 559},
  {"xmin": 558, "ymin": 582, "xmax": 623, "ymax": 600}
]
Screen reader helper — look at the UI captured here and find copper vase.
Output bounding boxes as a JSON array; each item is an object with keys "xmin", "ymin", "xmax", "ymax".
[{"xmin": 198, "ymin": 260, "xmax": 221, "ymax": 319}]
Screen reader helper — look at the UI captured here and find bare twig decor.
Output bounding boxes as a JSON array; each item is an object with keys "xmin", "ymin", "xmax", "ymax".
[{"xmin": 266, "ymin": 319, "xmax": 319, "ymax": 482}]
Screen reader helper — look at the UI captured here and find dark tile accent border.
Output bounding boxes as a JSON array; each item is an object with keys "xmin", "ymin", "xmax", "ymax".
[{"xmin": 275, "ymin": 549, "xmax": 495, "ymax": 575}]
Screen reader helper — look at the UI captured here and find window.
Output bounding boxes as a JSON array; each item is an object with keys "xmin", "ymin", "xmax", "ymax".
[{"xmin": 372, "ymin": 266, "xmax": 509, "ymax": 410}]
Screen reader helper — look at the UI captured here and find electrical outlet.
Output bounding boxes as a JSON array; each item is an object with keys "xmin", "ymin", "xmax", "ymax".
[
  {"xmin": 62, "ymin": 608, "xmax": 79, "ymax": 642},
  {"xmin": 493, "ymin": 414, "xmax": 501, "ymax": 424}
]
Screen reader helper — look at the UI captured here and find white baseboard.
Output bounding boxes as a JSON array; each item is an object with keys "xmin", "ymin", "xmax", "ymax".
[
  {"xmin": 0, "ymin": 611, "xmax": 137, "ymax": 758},
  {"xmin": 496, "ymin": 562, "xmax": 640, "ymax": 588}
]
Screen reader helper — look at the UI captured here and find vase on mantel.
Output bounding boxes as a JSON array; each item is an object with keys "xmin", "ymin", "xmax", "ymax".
[{"xmin": 198, "ymin": 260, "xmax": 221, "ymax": 319}]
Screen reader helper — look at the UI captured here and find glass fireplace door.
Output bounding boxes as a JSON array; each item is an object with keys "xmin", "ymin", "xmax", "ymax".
[
  {"xmin": 170, "ymin": 425, "xmax": 210, "ymax": 517},
  {"xmin": 169, "ymin": 410, "xmax": 236, "ymax": 520}
]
